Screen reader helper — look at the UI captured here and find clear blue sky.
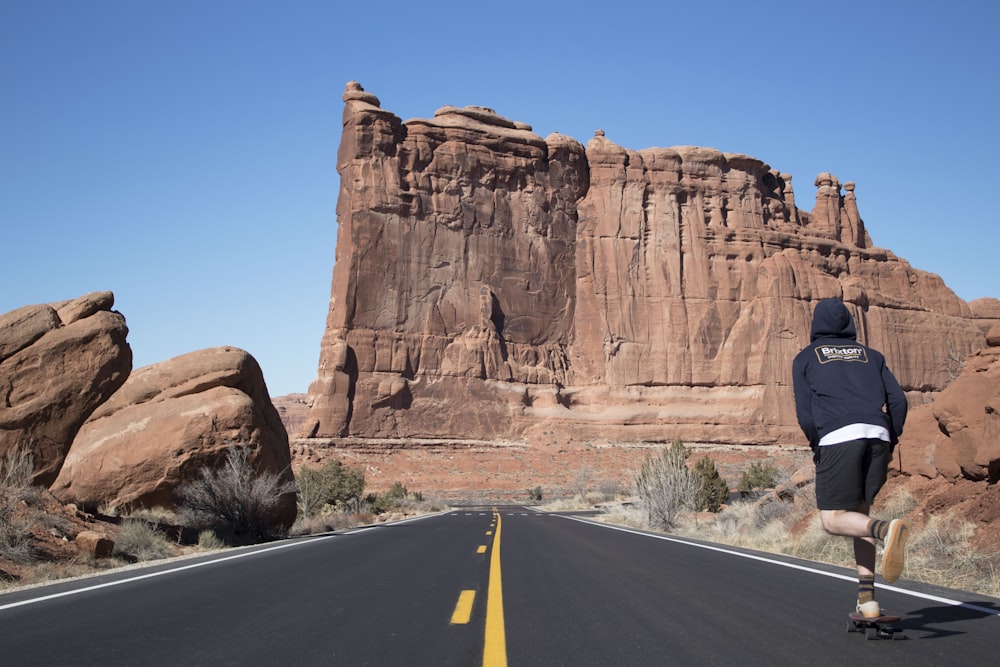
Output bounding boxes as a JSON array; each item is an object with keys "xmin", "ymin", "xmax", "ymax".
[{"xmin": 2, "ymin": 0, "xmax": 997, "ymax": 397}]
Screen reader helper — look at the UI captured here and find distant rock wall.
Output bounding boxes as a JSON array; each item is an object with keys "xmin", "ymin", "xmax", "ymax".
[{"xmin": 302, "ymin": 82, "xmax": 986, "ymax": 446}]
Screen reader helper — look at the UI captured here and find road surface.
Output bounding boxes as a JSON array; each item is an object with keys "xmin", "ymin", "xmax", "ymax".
[{"xmin": 1, "ymin": 506, "xmax": 998, "ymax": 665}]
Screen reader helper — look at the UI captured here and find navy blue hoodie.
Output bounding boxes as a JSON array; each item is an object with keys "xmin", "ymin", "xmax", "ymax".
[{"xmin": 792, "ymin": 299, "xmax": 907, "ymax": 448}]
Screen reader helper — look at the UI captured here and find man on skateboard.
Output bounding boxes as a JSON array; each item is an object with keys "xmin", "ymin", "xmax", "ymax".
[{"xmin": 792, "ymin": 298, "xmax": 911, "ymax": 618}]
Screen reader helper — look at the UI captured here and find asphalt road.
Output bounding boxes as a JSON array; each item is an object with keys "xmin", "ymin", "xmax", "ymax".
[{"xmin": 1, "ymin": 506, "xmax": 998, "ymax": 666}]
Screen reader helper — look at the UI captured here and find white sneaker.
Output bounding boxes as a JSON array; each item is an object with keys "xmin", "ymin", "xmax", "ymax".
[{"xmin": 857, "ymin": 600, "xmax": 881, "ymax": 619}]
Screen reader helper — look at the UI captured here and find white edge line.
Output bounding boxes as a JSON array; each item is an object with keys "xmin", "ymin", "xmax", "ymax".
[
  {"xmin": 563, "ymin": 514, "xmax": 1000, "ymax": 618},
  {"xmin": 0, "ymin": 511, "xmax": 444, "ymax": 613}
]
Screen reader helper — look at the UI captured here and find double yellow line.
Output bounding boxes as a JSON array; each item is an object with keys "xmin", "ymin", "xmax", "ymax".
[{"xmin": 449, "ymin": 509, "xmax": 507, "ymax": 666}]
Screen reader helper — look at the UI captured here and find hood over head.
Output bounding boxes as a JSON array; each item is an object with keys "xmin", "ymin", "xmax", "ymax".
[{"xmin": 810, "ymin": 298, "xmax": 857, "ymax": 341}]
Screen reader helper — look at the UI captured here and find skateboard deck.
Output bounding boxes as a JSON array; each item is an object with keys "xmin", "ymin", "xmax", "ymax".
[{"xmin": 846, "ymin": 612, "xmax": 905, "ymax": 640}]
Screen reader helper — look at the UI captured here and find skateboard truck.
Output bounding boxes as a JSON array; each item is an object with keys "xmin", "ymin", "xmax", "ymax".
[{"xmin": 847, "ymin": 612, "xmax": 906, "ymax": 640}]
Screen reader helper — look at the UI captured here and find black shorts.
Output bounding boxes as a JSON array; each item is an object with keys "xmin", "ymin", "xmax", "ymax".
[{"xmin": 814, "ymin": 438, "xmax": 892, "ymax": 510}]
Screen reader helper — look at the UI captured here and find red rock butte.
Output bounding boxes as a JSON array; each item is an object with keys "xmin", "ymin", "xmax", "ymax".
[{"xmin": 299, "ymin": 81, "xmax": 987, "ymax": 453}]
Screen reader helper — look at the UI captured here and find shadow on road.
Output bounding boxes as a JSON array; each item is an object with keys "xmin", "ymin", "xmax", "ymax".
[{"xmin": 901, "ymin": 600, "xmax": 1000, "ymax": 639}]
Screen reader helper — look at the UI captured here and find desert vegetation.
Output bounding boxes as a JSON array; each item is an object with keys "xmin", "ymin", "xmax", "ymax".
[
  {"xmin": 0, "ymin": 446, "xmax": 38, "ymax": 566},
  {"xmin": 175, "ymin": 445, "xmax": 297, "ymax": 545},
  {"xmin": 0, "ymin": 442, "xmax": 443, "ymax": 591},
  {"xmin": 591, "ymin": 442, "xmax": 1000, "ymax": 598},
  {"xmin": 290, "ymin": 458, "xmax": 442, "ymax": 536}
]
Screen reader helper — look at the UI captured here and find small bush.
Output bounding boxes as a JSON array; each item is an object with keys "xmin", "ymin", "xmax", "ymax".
[
  {"xmin": 364, "ymin": 492, "xmax": 397, "ymax": 515},
  {"xmin": 596, "ymin": 479, "xmax": 621, "ymax": 502},
  {"xmin": 738, "ymin": 462, "xmax": 779, "ymax": 498},
  {"xmin": 177, "ymin": 445, "xmax": 296, "ymax": 544},
  {"xmin": 290, "ymin": 512, "xmax": 367, "ymax": 537},
  {"xmin": 113, "ymin": 519, "xmax": 174, "ymax": 562},
  {"xmin": 694, "ymin": 456, "xmax": 730, "ymax": 512},
  {"xmin": 0, "ymin": 445, "xmax": 37, "ymax": 564},
  {"xmin": 196, "ymin": 529, "xmax": 226, "ymax": 551},
  {"xmin": 634, "ymin": 440, "xmax": 700, "ymax": 530},
  {"xmin": 386, "ymin": 481, "xmax": 408, "ymax": 500},
  {"xmin": 527, "ymin": 486, "xmax": 543, "ymax": 502},
  {"xmin": 295, "ymin": 459, "xmax": 365, "ymax": 517}
]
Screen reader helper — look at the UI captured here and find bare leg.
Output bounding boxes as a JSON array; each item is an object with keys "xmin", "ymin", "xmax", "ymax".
[{"xmin": 820, "ymin": 503, "xmax": 875, "ymax": 577}]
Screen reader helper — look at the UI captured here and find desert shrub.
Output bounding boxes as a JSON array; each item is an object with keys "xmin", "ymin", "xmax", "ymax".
[
  {"xmin": 738, "ymin": 462, "xmax": 779, "ymax": 498},
  {"xmin": 597, "ymin": 479, "xmax": 621, "ymax": 502},
  {"xmin": 571, "ymin": 467, "xmax": 594, "ymax": 498},
  {"xmin": 875, "ymin": 487, "xmax": 918, "ymax": 520},
  {"xmin": 751, "ymin": 495, "xmax": 795, "ymax": 529},
  {"xmin": 0, "ymin": 445, "xmax": 37, "ymax": 564},
  {"xmin": 196, "ymin": 529, "xmax": 226, "ymax": 551},
  {"xmin": 902, "ymin": 513, "xmax": 998, "ymax": 595},
  {"xmin": 386, "ymin": 481, "xmax": 408, "ymax": 500},
  {"xmin": 177, "ymin": 445, "xmax": 296, "ymax": 544},
  {"xmin": 634, "ymin": 440, "xmax": 700, "ymax": 530},
  {"xmin": 527, "ymin": 486, "xmax": 543, "ymax": 502},
  {"xmin": 113, "ymin": 518, "xmax": 174, "ymax": 562},
  {"xmin": 295, "ymin": 459, "xmax": 365, "ymax": 517},
  {"xmin": 364, "ymin": 491, "xmax": 398, "ymax": 514},
  {"xmin": 290, "ymin": 511, "xmax": 369, "ymax": 537},
  {"xmin": 694, "ymin": 456, "xmax": 730, "ymax": 512}
]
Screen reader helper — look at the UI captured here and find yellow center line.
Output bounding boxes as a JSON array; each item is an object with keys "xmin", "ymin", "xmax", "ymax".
[
  {"xmin": 483, "ymin": 509, "xmax": 507, "ymax": 667},
  {"xmin": 477, "ymin": 545, "xmax": 487, "ymax": 554},
  {"xmin": 451, "ymin": 590, "xmax": 476, "ymax": 625}
]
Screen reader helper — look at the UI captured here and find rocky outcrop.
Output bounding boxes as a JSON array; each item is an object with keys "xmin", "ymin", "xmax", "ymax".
[
  {"xmin": 0, "ymin": 292, "xmax": 131, "ymax": 485},
  {"xmin": 969, "ymin": 297, "xmax": 1000, "ymax": 336},
  {"xmin": 51, "ymin": 347, "xmax": 296, "ymax": 529},
  {"xmin": 898, "ymin": 322, "xmax": 1000, "ymax": 482},
  {"xmin": 272, "ymin": 393, "xmax": 310, "ymax": 438},
  {"xmin": 75, "ymin": 530, "xmax": 114, "ymax": 559},
  {"xmin": 301, "ymin": 82, "xmax": 987, "ymax": 447}
]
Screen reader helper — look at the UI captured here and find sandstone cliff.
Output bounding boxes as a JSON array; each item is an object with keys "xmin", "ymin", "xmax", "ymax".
[{"xmin": 301, "ymin": 82, "xmax": 986, "ymax": 447}]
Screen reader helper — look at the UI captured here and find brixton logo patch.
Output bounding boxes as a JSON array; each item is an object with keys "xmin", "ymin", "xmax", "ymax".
[{"xmin": 815, "ymin": 344, "xmax": 869, "ymax": 364}]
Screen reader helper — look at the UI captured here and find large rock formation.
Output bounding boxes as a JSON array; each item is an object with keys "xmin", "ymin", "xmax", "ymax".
[
  {"xmin": 0, "ymin": 292, "xmax": 131, "ymax": 485},
  {"xmin": 301, "ymin": 82, "xmax": 987, "ymax": 447},
  {"xmin": 899, "ymin": 322, "xmax": 1000, "ymax": 482},
  {"xmin": 51, "ymin": 347, "xmax": 296, "ymax": 529}
]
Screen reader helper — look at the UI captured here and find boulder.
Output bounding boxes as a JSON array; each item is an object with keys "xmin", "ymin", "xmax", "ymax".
[
  {"xmin": 897, "ymin": 330, "xmax": 1000, "ymax": 482},
  {"xmin": 50, "ymin": 347, "xmax": 296, "ymax": 530},
  {"xmin": 0, "ymin": 292, "xmax": 132, "ymax": 485},
  {"xmin": 75, "ymin": 530, "xmax": 114, "ymax": 559}
]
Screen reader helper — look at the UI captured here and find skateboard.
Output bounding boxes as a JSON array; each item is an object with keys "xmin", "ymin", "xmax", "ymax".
[{"xmin": 846, "ymin": 612, "xmax": 906, "ymax": 640}]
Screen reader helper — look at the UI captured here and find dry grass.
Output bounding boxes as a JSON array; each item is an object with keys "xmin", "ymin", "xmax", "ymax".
[
  {"xmin": 112, "ymin": 518, "xmax": 176, "ymax": 562},
  {"xmin": 668, "ymin": 487, "xmax": 1000, "ymax": 597},
  {"xmin": 1, "ymin": 446, "xmax": 43, "ymax": 566},
  {"xmin": 584, "ymin": 480, "xmax": 998, "ymax": 598},
  {"xmin": 289, "ymin": 512, "xmax": 368, "ymax": 536},
  {"xmin": 195, "ymin": 529, "xmax": 227, "ymax": 551}
]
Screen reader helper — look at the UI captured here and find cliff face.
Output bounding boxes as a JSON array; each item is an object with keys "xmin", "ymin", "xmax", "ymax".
[{"xmin": 302, "ymin": 82, "xmax": 985, "ymax": 445}]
